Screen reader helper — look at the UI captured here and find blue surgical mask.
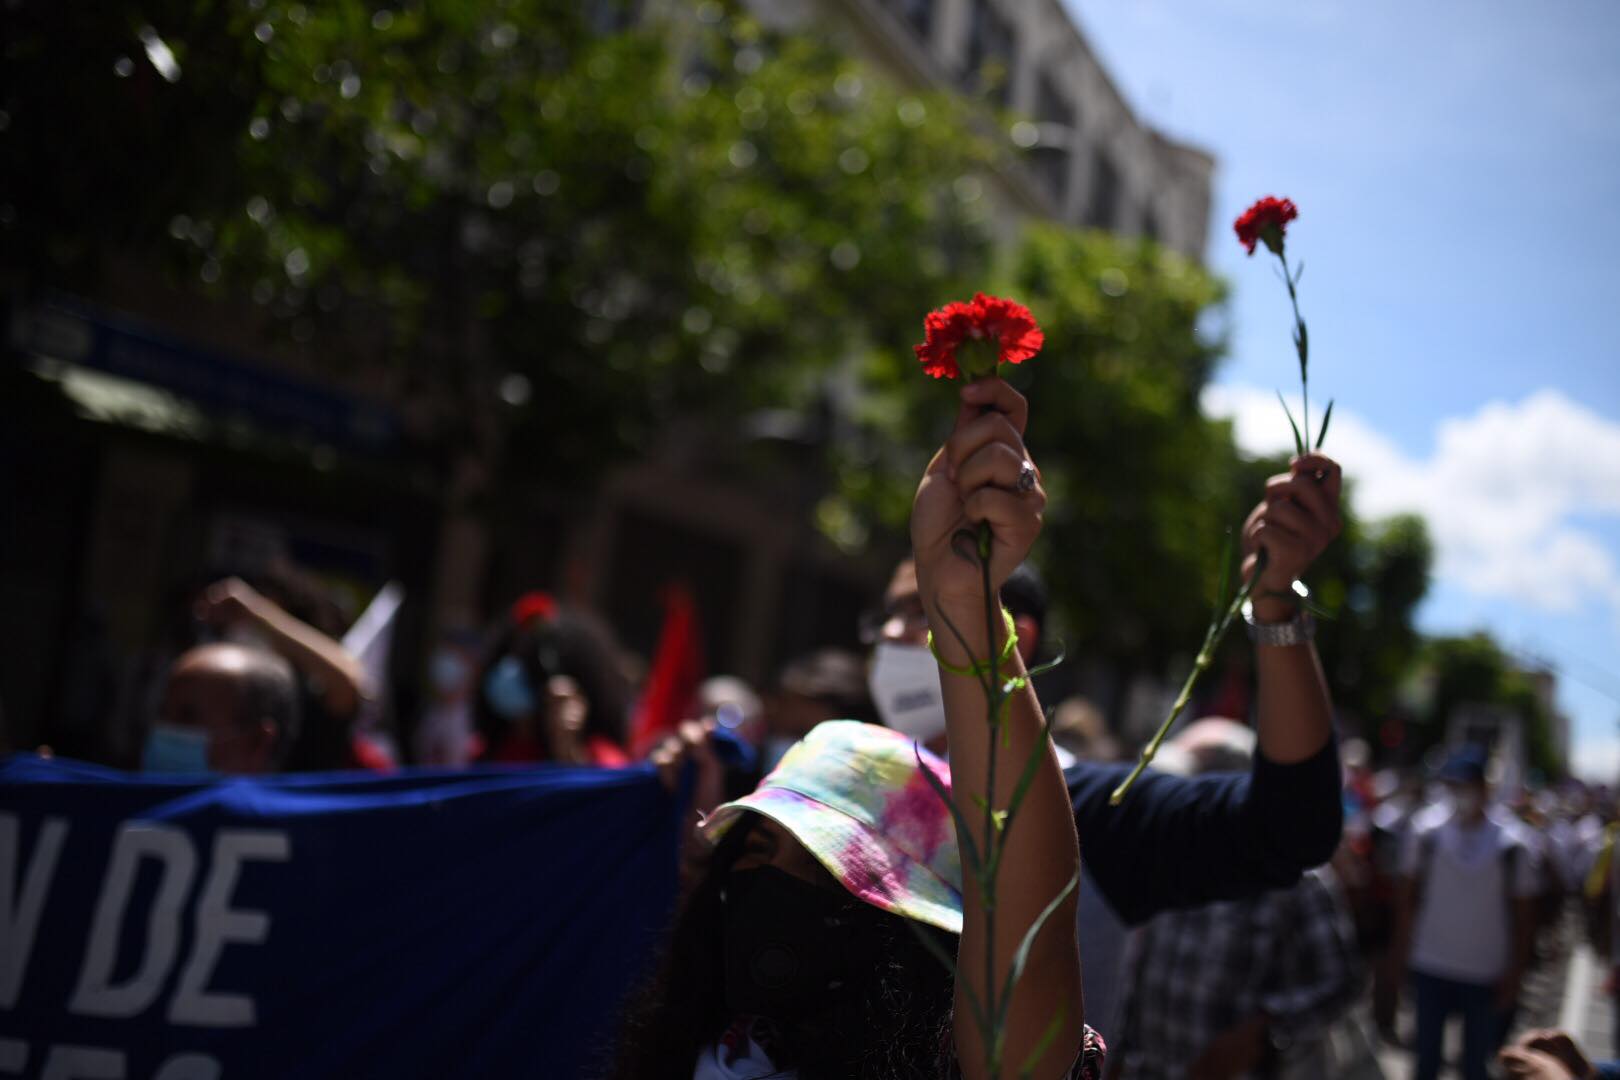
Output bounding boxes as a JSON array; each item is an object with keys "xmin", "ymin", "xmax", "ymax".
[
  {"xmin": 142, "ymin": 725, "xmax": 213, "ymax": 774},
  {"xmin": 483, "ymin": 656, "xmax": 539, "ymax": 720}
]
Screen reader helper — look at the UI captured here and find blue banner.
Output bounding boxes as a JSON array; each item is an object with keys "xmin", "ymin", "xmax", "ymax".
[{"xmin": 0, "ymin": 755, "xmax": 684, "ymax": 1079}]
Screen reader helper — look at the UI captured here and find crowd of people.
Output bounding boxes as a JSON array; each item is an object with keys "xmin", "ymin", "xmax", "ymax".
[{"xmin": 6, "ymin": 376, "xmax": 1618, "ymax": 1079}]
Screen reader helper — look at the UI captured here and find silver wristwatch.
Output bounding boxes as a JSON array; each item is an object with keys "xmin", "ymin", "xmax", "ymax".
[{"xmin": 1242, "ymin": 601, "xmax": 1316, "ymax": 647}]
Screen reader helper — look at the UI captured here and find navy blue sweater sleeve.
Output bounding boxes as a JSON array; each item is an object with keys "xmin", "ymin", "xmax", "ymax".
[{"xmin": 1066, "ymin": 739, "xmax": 1343, "ymax": 927}]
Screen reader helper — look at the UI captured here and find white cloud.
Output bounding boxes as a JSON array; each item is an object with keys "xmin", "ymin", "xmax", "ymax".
[
  {"xmin": 1569, "ymin": 737, "xmax": 1620, "ymax": 785},
  {"xmin": 1202, "ymin": 386, "xmax": 1620, "ymax": 620}
]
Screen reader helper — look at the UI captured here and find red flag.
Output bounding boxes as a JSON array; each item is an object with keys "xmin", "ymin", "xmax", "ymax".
[{"xmin": 629, "ymin": 582, "xmax": 705, "ymax": 758}]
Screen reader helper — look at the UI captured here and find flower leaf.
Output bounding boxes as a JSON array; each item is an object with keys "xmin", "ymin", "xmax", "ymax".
[
  {"xmin": 1316, "ymin": 398, "xmax": 1334, "ymax": 449},
  {"xmin": 1293, "ymin": 318, "xmax": 1309, "ymax": 368},
  {"xmin": 931, "ymin": 599, "xmax": 995, "ymax": 699},
  {"xmin": 1001, "ymin": 706, "xmax": 1060, "ymax": 841},
  {"xmin": 1275, "ymin": 389, "xmax": 1305, "ymax": 457},
  {"xmin": 1022, "ymin": 641, "xmax": 1067, "ymax": 681},
  {"xmin": 1017, "ymin": 1000, "xmax": 1072, "ymax": 1080},
  {"xmin": 1299, "ymin": 594, "xmax": 1337, "ymax": 620},
  {"xmin": 913, "ymin": 741, "xmax": 983, "ymax": 884},
  {"xmin": 995, "ymin": 870, "xmax": 1080, "ymax": 1033}
]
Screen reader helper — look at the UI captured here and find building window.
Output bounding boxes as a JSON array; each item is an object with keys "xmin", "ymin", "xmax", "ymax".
[
  {"xmin": 1028, "ymin": 72, "xmax": 1074, "ymax": 206},
  {"xmin": 963, "ymin": 0, "xmax": 1016, "ymax": 106},
  {"xmin": 1086, "ymin": 152, "xmax": 1119, "ymax": 231},
  {"xmin": 885, "ymin": 0, "xmax": 932, "ymax": 38}
]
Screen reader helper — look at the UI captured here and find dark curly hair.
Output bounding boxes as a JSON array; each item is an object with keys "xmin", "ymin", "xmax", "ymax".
[
  {"xmin": 472, "ymin": 605, "xmax": 632, "ymax": 760},
  {"xmin": 602, "ymin": 813, "xmax": 959, "ymax": 1079}
]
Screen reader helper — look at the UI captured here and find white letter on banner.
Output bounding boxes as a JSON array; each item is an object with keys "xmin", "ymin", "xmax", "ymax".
[
  {"xmin": 0, "ymin": 812, "xmax": 69, "ymax": 1008},
  {"xmin": 69, "ymin": 824, "xmax": 196, "ymax": 1018},
  {"xmin": 39, "ymin": 1046, "xmax": 124, "ymax": 1080},
  {"xmin": 168, "ymin": 830, "xmax": 290, "ymax": 1027},
  {"xmin": 152, "ymin": 1054, "xmax": 222, "ymax": 1080}
]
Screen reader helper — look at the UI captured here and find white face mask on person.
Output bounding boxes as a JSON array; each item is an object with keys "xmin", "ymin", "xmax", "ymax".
[{"xmin": 867, "ymin": 642, "xmax": 947, "ymax": 743}]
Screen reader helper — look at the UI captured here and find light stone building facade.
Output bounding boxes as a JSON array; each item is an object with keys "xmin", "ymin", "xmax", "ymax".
[{"xmin": 740, "ymin": 0, "xmax": 1215, "ymax": 261}]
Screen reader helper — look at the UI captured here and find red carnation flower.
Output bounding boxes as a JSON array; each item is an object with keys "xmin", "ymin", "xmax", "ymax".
[
  {"xmin": 1234, "ymin": 196, "xmax": 1298, "ymax": 256},
  {"xmin": 913, "ymin": 292, "xmax": 1043, "ymax": 380}
]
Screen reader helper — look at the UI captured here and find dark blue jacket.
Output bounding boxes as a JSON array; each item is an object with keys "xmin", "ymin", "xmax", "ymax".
[{"xmin": 1067, "ymin": 738, "xmax": 1343, "ymax": 927}]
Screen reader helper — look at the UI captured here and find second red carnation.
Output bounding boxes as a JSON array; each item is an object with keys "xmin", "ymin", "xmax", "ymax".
[{"xmin": 1234, "ymin": 196, "xmax": 1298, "ymax": 256}]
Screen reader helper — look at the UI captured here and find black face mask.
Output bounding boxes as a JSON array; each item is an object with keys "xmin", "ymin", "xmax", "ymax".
[{"xmin": 721, "ymin": 866, "xmax": 884, "ymax": 1023}]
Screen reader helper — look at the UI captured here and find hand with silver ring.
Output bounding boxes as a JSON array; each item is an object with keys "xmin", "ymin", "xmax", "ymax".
[{"xmin": 1016, "ymin": 460, "xmax": 1037, "ymax": 493}]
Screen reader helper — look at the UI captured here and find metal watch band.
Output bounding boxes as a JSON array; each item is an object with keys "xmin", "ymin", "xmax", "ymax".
[{"xmin": 1242, "ymin": 602, "xmax": 1316, "ymax": 647}]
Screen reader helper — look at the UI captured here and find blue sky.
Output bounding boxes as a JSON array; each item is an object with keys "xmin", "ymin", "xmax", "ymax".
[{"xmin": 1061, "ymin": 0, "xmax": 1620, "ymax": 776}]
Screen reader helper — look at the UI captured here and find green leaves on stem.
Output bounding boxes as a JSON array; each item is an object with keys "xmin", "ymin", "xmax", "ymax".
[{"xmin": 1273, "ymin": 250, "xmax": 1335, "ymax": 455}]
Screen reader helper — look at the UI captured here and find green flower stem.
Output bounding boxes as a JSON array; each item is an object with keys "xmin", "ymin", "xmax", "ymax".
[
  {"xmin": 1108, "ymin": 549, "xmax": 1269, "ymax": 806},
  {"xmin": 978, "ymin": 518, "xmax": 1001, "ymax": 1078},
  {"xmin": 1277, "ymin": 248, "xmax": 1308, "ymax": 451}
]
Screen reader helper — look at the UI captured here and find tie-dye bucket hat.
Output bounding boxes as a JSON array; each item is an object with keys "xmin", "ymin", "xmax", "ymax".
[{"xmin": 701, "ymin": 719, "xmax": 963, "ymax": 934}]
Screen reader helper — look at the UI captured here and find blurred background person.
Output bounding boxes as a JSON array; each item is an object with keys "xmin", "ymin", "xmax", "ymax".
[
  {"xmin": 471, "ymin": 592, "xmax": 633, "ymax": 768},
  {"xmin": 192, "ymin": 574, "xmax": 368, "ymax": 771},
  {"xmin": 413, "ymin": 628, "xmax": 482, "ymax": 767},
  {"xmin": 1111, "ymin": 717, "xmax": 1361, "ymax": 1079},
  {"xmin": 758, "ymin": 647, "xmax": 871, "ymax": 772},
  {"xmin": 1395, "ymin": 745, "xmax": 1539, "ymax": 1080},
  {"xmin": 144, "ymin": 642, "xmax": 300, "ymax": 774},
  {"xmin": 1048, "ymin": 696, "xmax": 1122, "ymax": 770}
]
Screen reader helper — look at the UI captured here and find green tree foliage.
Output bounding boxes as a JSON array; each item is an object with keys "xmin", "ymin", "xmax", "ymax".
[
  {"xmin": 1, "ymin": 0, "xmax": 1447, "ymax": 735},
  {"xmin": 1420, "ymin": 633, "xmax": 1564, "ymax": 778},
  {"xmin": 1, "ymin": 0, "xmax": 994, "ymax": 487}
]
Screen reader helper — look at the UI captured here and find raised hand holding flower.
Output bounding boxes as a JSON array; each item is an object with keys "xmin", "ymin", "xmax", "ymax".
[
  {"xmin": 1110, "ymin": 196, "xmax": 1340, "ymax": 805},
  {"xmin": 910, "ymin": 297, "xmax": 1081, "ymax": 1080}
]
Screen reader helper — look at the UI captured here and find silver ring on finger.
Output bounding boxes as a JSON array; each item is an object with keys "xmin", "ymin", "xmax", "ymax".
[{"xmin": 1016, "ymin": 460, "xmax": 1038, "ymax": 493}]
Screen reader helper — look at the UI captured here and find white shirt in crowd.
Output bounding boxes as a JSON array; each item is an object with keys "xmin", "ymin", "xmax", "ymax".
[{"xmin": 1401, "ymin": 804, "xmax": 1539, "ymax": 985}]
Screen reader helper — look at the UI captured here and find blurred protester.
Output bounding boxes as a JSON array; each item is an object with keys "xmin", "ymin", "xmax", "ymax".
[
  {"xmin": 1356, "ymin": 770, "xmax": 1424, "ymax": 1041},
  {"xmin": 1394, "ymin": 745, "xmax": 1538, "ymax": 1080},
  {"xmin": 472, "ymin": 592, "xmax": 632, "ymax": 767},
  {"xmin": 621, "ymin": 724, "xmax": 1102, "ymax": 1079},
  {"xmin": 614, "ymin": 378, "xmax": 1097, "ymax": 1078},
  {"xmin": 1588, "ymin": 812, "xmax": 1620, "ymax": 1058},
  {"xmin": 699, "ymin": 675, "xmax": 763, "ymax": 747},
  {"xmin": 758, "ymin": 648, "xmax": 871, "ymax": 771},
  {"xmin": 1049, "ymin": 697, "xmax": 1122, "ymax": 769},
  {"xmin": 414, "ymin": 629, "xmax": 481, "ymax": 767},
  {"xmin": 194, "ymin": 575, "xmax": 368, "ymax": 770},
  {"xmin": 1113, "ymin": 719, "xmax": 1361, "ymax": 1079},
  {"xmin": 1341, "ymin": 737, "xmax": 1377, "ymax": 816},
  {"xmin": 861, "ymin": 560, "xmax": 1048, "ymax": 756},
  {"xmin": 143, "ymin": 643, "xmax": 300, "ymax": 774}
]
